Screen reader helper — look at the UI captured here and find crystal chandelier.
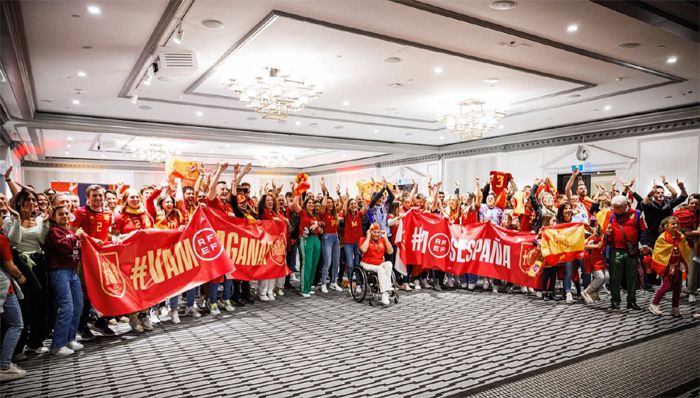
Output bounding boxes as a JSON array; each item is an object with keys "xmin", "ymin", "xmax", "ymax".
[
  {"xmin": 130, "ymin": 143, "xmax": 173, "ymax": 163},
  {"xmin": 438, "ymin": 100, "xmax": 506, "ymax": 140},
  {"xmin": 223, "ymin": 67, "xmax": 323, "ymax": 120},
  {"xmin": 255, "ymin": 151, "xmax": 294, "ymax": 168}
]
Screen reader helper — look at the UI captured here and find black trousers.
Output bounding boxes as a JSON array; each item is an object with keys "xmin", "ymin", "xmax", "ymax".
[{"xmin": 13, "ymin": 252, "xmax": 52, "ymax": 353}]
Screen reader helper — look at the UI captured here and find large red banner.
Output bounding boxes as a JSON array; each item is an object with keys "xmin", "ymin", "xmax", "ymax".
[
  {"xmin": 202, "ymin": 207, "xmax": 290, "ymax": 281},
  {"xmin": 400, "ymin": 210, "xmax": 542, "ymax": 288},
  {"xmin": 81, "ymin": 207, "xmax": 235, "ymax": 315}
]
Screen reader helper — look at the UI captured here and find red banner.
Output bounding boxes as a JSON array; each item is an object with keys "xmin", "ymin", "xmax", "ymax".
[
  {"xmin": 202, "ymin": 207, "xmax": 290, "ymax": 281},
  {"xmin": 81, "ymin": 207, "xmax": 235, "ymax": 315},
  {"xmin": 400, "ymin": 210, "xmax": 541, "ymax": 288}
]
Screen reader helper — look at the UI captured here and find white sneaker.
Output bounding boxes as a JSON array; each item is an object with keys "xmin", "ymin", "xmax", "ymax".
[
  {"xmin": 169, "ymin": 310, "xmax": 181, "ymax": 324},
  {"xmin": 67, "ymin": 341, "xmax": 84, "ymax": 351},
  {"xmin": 267, "ymin": 291, "xmax": 276, "ymax": 301},
  {"xmin": 50, "ymin": 346, "xmax": 74, "ymax": 356},
  {"xmin": 492, "ymin": 286, "xmax": 498, "ymax": 294},
  {"xmin": 321, "ymin": 284, "xmax": 329, "ymax": 293},
  {"xmin": 566, "ymin": 292, "xmax": 574, "ymax": 303},
  {"xmin": 467, "ymin": 283, "xmax": 475, "ymax": 290},
  {"xmin": 413, "ymin": 280, "xmax": 422, "ymax": 290},
  {"xmin": 330, "ymin": 283, "xmax": 343, "ymax": 292},
  {"xmin": 276, "ymin": 288, "xmax": 285, "ymax": 296},
  {"xmin": 309, "ymin": 289, "xmax": 316, "ymax": 295},
  {"xmin": 219, "ymin": 299, "xmax": 236, "ymax": 312},
  {"xmin": 7, "ymin": 363, "xmax": 26, "ymax": 376},
  {"xmin": 258, "ymin": 294, "xmax": 270, "ymax": 302},
  {"xmin": 140, "ymin": 316, "xmax": 154, "ymax": 331},
  {"xmin": 210, "ymin": 303, "xmax": 221, "ymax": 316},
  {"xmin": 0, "ymin": 363, "xmax": 26, "ymax": 381},
  {"xmin": 649, "ymin": 303, "xmax": 662, "ymax": 316},
  {"xmin": 536, "ymin": 291, "xmax": 543, "ymax": 299},
  {"xmin": 159, "ymin": 306, "xmax": 169, "ymax": 317},
  {"xmin": 291, "ymin": 273, "xmax": 299, "ymax": 282},
  {"xmin": 129, "ymin": 316, "xmax": 143, "ymax": 333},
  {"xmin": 301, "ymin": 293, "xmax": 311, "ymax": 298},
  {"xmin": 118, "ymin": 316, "xmax": 130, "ymax": 323},
  {"xmin": 381, "ymin": 292, "xmax": 390, "ymax": 305},
  {"xmin": 483, "ymin": 280, "xmax": 490, "ymax": 290},
  {"xmin": 185, "ymin": 306, "xmax": 201, "ymax": 318},
  {"xmin": 401, "ymin": 283, "xmax": 412, "ymax": 291},
  {"xmin": 581, "ymin": 290, "xmax": 593, "ymax": 304},
  {"xmin": 520, "ymin": 286, "xmax": 528, "ymax": 294},
  {"xmin": 108, "ymin": 318, "xmax": 118, "ymax": 326},
  {"xmin": 689, "ymin": 294, "xmax": 696, "ymax": 303},
  {"xmin": 32, "ymin": 346, "xmax": 49, "ymax": 354}
]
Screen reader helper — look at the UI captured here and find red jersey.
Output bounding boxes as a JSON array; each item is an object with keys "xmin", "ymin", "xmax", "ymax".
[
  {"xmin": 206, "ymin": 197, "xmax": 233, "ymax": 214},
  {"xmin": 460, "ymin": 206, "xmax": 479, "ymax": 226},
  {"xmin": 155, "ymin": 210, "xmax": 182, "ymax": 230},
  {"xmin": 583, "ymin": 235, "xmax": 606, "ymax": 272},
  {"xmin": 298, "ymin": 211, "xmax": 320, "ymax": 238},
  {"xmin": 608, "ymin": 209, "xmax": 647, "ymax": 250},
  {"xmin": 360, "ymin": 236, "xmax": 386, "ymax": 265},
  {"xmin": 519, "ymin": 209, "xmax": 536, "ymax": 232},
  {"xmin": 0, "ymin": 235, "xmax": 14, "ymax": 294},
  {"xmin": 113, "ymin": 210, "xmax": 154, "ymax": 235},
  {"xmin": 321, "ymin": 211, "xmax": 338, "ymax": 234},
  {"xmin": 72, "ymin": 206, "xmax": 112, "ymax": 242},
  {"xmin": 343, "ymin": 211, "xmax": 363, "ymax": 244}
]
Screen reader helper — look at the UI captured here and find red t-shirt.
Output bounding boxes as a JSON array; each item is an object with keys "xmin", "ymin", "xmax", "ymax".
[
  {"xmin": 360, "ymin": 236, "xmax": 386, "ymax": 265},
  {"xmin": 460, "ymin": 206, "xmax": 479, "ymax": 226},
  {"xmin": 72, "ymin": 206, "xmax": 113, "ymax": 242},
  {"xmin": 0, "ymin": 235, "xmax": 14, "ymax": 294},
  {"xmin": 206, "ymin": 197, "xmax": 233, "ymax": 214},
  {"xmin": 113, "ymin": 211, "xmax": 154, "ymax": 235},
  {"xmin": 155, "ymin": 211, "xmax": 182, "ymax": 230},
  {"xmin": 583, "ymin": 235, "xmax": 606, "ymax": 272},
  {"xmin": 298, "ymin": 211, "xmax": 320, "ymax": 238},
  {"xmin": 321, "ymin": 211, "xmax": 339, "ymax": 235},
  {"xmin": 519, "ymin": 209, "xmax": 536, "ymax": 232},
  {"xmin": 343, "ymin": 211, "xmax": 363, "ymax": 244}
]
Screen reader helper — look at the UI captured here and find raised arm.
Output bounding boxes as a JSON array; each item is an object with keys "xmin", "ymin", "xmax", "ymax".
[
  {"xmin": 385, "ymin": 178, "xmax": 395, "ymax": 207},
  {"xmin": 207, "ymin": 163, "xmax": 226, "ymax": 201},
  {"xmin": 565, "ymin": 169, "xmax": 579, "ymax": 199},
  {"xmin": 4, "ymin": 166, "xmax": 20, "ymax": 197},
  {"xmin": 670, "ymin": 178, "xmax": 688, "ymax": 207},
  {"xmin": 660, "ymin": 176, "xmax": 678, "ymax": 199},
  {"xmin": 431, "ymin": 181, "xmax": 442, "ymax": 212}
]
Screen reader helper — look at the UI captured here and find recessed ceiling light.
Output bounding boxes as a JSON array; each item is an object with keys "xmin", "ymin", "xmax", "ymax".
[
  {"xmin": 295, "ymin": 121, "xmax": 301, "ymax": 126},
  {"xmin": 498, "ymin": 125, "xmax": 504, "ymax": 129},
  {"xmin": 64, "ymin": 151, "xmax": 70, "ymax": 155},
  {"xmin": 201, "ymin": 19, "xmax": 224, "ymax": 29},
  {"xmin": 405, "ymin": 132, "xmax": 413, "ymax": 136},
  {"xmin": 567, "ymin": 24, "xmax": 579, "ymax": 33},
  {"xmin": 384, "ymin": 57, "xmax": 401, "ymax": 63},
  {"xmin": 374, "ymin": 129, "xmax": 379, "ymax": 134},
  {"xmin": 489, "ymin": 1, "xmax": 517, "ymax": 10},
  {"xmin": 617, "ymin": 42, "xmax": 641, "ymax": 49},
  {"xmin": 209, "ymin": 149, "xmax": 213, "ymax": 153},
  {"xmin": 71, "ymin": 14, "xmax": 81, "ymax": 18},
  {"xmin": 72, "ymin": 99, "xmax": 80, "ymax": 105},
  {"xmin": 196, "ymin": 111, "xmax": 203, "ymax": 116},
  {"xmin": 66, "ymin": 144, "xmax": 72, "ymax": 148},
  {"xmin": 664, "ymin": 95, "xmax": 672, "ymax": 99},
  {"xmin": 101, "ymin": 154, "xmax": 106, "ymax": 159},
  {"xmin": 87, "ymin": 5, "xmax": 101, "ymax": 15},
  {"xmin": 666, "ymin": 56, "xmax": 678, "ymax": 64},
  {"xmin": 67, "ymin": 136, "xmax": 74, "ymax": 141},
  {"xmin": 77, "ymin": 71, "xmax": 86, "ymax": 77},
  {"xmin": 434, "ymin": 66, "xmax": 443, "ymax": 74},
  {"xmin": 483, "ymin": 78, "xmax": 500, "ymax": 84},
  {"xmin": 439, "ymin": 135, "xmax": 445, "ymax": 140},
  {"xmin": 603, "ymin": 105, "xmax": 612, "ymax": 111},
  {"xmin": 342, "ymin": 100, "xmax": 349, "ymax": 106},
  {"xmin": 225, "ymin": 143, "xmax": 231, "ymax": 148},
  {"xmin": 387, "ymin": 82, "xmax": 403, "ymax": 88}
]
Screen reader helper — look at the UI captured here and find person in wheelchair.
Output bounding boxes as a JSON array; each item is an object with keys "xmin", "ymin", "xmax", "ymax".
[{"xmin": 359, "ymin": 223, "xmax": 395, "ymax": 305}]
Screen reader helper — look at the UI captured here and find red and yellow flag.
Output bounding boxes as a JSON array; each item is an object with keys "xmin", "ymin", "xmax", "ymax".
[
  {"xmin": 489, "ymin": 171, "xmax": 512, "ymax": 209},
  {"xmin": 539, "ymin": 222, "xmax": 586, "ymax": 265},
  {"xmin": 650, "ymin": 232, "xmax": 691, "ymax": 276}
]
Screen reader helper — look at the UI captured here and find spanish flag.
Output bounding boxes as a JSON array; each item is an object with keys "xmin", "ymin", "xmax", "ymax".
[
  {"xmin": 595, "ymin": 208, "xmax": 612, "ymax": 232},
  {"xmin": 539, "ymin": 222, "xmax": 586, "ymax": 265},
  {"xmin": 650, "ymin": 232, "xmax": 691, "ymax": 276}
]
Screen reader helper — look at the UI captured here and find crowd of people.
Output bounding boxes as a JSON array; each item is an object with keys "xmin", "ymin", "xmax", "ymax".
[{"xmin": 0, "ymin": 163, "xmax": 698, "ymax": 382}]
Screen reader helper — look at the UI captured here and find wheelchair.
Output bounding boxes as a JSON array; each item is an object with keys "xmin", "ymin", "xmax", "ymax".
[{"xmin": 349, "ymin": 265, "xmax": 399, "ymax": 305}]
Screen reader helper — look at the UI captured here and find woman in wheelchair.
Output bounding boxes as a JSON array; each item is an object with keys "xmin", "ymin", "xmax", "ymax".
[{"xmin": 359, "ymin": 223, "xmax": 395, "ymax": 305}]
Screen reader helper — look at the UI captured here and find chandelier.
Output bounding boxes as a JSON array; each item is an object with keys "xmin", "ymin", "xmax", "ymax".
[
  {"xmin": 439, "ymin": 100, "xmax": 506, "ymax": 140},
  {"xmin": 223, "ymin": 67, "xmax": 323, "ymax": 120},
  {"xmin": 130, "ymin": 143, "xmax": 173, "ymax": 163},
  {"xmin": 255, "ymin": 151, "xmax": 294, "ymax": 168}
]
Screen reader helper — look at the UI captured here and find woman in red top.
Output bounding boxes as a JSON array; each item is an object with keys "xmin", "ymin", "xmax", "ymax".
[
  {"xmin": 343, "ymin": 197, "xmax": 367, "ymax": 290},
  {"xmin": 319, "ymin": 179, "xmax": 345, "ymax": 293},
  {"xmin": 257, "ymin": 193, "xmax": 288, "ymax": 301},
  {"xmin": 580, "ymin": 226, "xmax": 608, "ymax": 304},
  {"xmin": 359, "ymin": 223, "xmax": 395, "ymax": 305},
  {"xmin": 291, "ymin": 192, "xmax": 322, "ymax": 297}
]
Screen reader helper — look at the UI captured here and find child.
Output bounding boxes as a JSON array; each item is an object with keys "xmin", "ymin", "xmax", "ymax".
[
  {"xmin": 648, "ymin": 216, "xmax": 691, "ymax": 317},
  {"xmin": 581, "ymin": 226, "xmax": 608, "ymax": 304}
]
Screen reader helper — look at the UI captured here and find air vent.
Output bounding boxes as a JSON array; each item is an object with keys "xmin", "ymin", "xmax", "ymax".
[{"xmin": 154, "ymin": 47, "xmax": 198, "ymax": 78}]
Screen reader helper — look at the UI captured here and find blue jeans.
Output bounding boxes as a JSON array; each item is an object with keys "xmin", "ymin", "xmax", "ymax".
[
  {"xmin": 563, "ymin": 261, "xmax": 574, "ymax": 293},
  {"xmin": 344, "ymin": 243, "xmax": 361, "ymax": 281},
  {"xmin": 321, "ymin": 234, "xmax": 340, "ymax": 285},
  {"xmin": 1, "ymin": 294, "xmax": 24, "ymax": 368},
  {"xmin": 49, "ymin": 269, "xmax": 83, "ymax": 349},
  {"xmin": 169, "ymin": 287, "xmax": 197, "ymax": 311},
  {"xmin": 209, "ymin": 278, "xmax": 233, "ymax": 304},
  {"xmin": 286, "ymin": 240, "xmax": 299, "ymax": 272}
]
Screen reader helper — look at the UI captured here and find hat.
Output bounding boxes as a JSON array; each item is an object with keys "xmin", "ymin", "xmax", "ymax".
[{"xmin": 369, "ymin": 223, "xmax": 381, "ymax": 231}]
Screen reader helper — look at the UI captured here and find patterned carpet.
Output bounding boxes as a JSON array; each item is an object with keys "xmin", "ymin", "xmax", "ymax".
[{"xmin": 2, "ymin": 285, "xmax": 698, "ymax": 398}]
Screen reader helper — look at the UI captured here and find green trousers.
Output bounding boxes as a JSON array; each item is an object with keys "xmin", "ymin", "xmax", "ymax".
[
  {"xmin": 609, "ymin": 248, "xmax": 638, "ymax": 305},
  {"xmin": 300, "ymin": 235, "xmax": 321, "ymax": 294}
]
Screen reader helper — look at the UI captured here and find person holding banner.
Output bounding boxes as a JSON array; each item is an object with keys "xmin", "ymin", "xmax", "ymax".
[
  {"xmin": 291, "ymin": 192, "xmax": 322, "ymax": 298},
  {"xmin": 555, "ymin": 203, "xmax": 578, "ymax": 304},
  {"xmin": 359, "ymin": 223, "xmax": 395, "ymax": 305},
  {"xmin": 258, "ymin": 192, "xmax": 287, "ymax": 301},
  {"xmin": 606, "ymin": 195, "xmax": 650, "ymax": 310}
]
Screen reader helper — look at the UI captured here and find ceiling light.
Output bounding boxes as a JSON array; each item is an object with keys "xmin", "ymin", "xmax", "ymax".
[
  {"xmin": 64, "ymin": 151, "xmax": 70, "ymax": 155},
  {"xmin": 87, "ymin": 5, "xmax": 101, "ymax": 15},
  {"xmin": 77, "ymin": 71, "xmax": 86, "ymax": 77},
  {"xmin": 101, "ymin": 154, "xmax": 106, "ymax": 159},
  {"xmin": 255, "ymin": 151, "xmax": 293, "ymax": 168},
  {"xmin": 66, "ymin": 144, "xmax": 72, "ymax": 148},
  {"xmin": 342, "ymin": 100, "xmax": 349, "ymax": 106},
  {"xmin": 223, "ymin": 67, "xmax": 323, "ymax": 120},
  {"xmin": 384, "ymin": 57, "xmax": 402, "ymax": 63},
  {"xmin": 439, "ymin": 135, "xmax": 445, "ymax": 140},
  {"xmin": 438, "ymin": 99, "xmax": 506, "ymax": 140},
  {"xmin": 72, "ymin": 99, "xmax": 80, "ymax": 105},
  {"xmin": 201, "ymin": 19, "xmax": 224, "ymax": 29},
  {"xmin": 67, "ymin": 136, "xmax": 74, "ymax": 141},
  {"xmin": 374, "ymin": 129, "xmax": 379, "ymax": 134},
  {"xmin": 225, "ymin": 143, "xmax": 231, "ymax": 148},
  {"xmin": 173, "ymin": 22, "xmax": 184, "ymax": 44},
  {"xmin": 483, "ymin": 78, "xmax": 500, "ymax": 84},
  {"xmin": 567, "ymin": 24, "xmax": 579, "ymax": 33},
  {"xmin": 666, "ymin": 56, "xmax": 678, "ymax": 64},
  {"xmin": 295, "ymin": 121, "xmax": 301, "ymax": 126},
  {"xmin": 434, "ymin": 66, "xmax": 443, "ymax": 74},
  {"xmin": 617, "ymin": 42, "xmax": 641, "ymax": 49},
  {"xmin": 196, "ymin": 110, "xmax": 203, "ymax": 116},
  {"xmin": 498, "ymin": 125, "xmax": 504, "ymax": 129},
  {"xmin": 489, "ymin": 1, "xmax": 517, "ymax": 10},
  {"xmin": 603, "ymin": 105, "xmax": 612, "ymax": 111},
  {"xmin": 130, "ymin": 94, "xmax": 138, "ymax": 104}
]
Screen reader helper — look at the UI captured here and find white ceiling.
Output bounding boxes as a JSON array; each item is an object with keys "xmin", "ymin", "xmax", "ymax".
[{"xmin": 12, "ymin": 0, "xmax": 700, "ymax": 168}]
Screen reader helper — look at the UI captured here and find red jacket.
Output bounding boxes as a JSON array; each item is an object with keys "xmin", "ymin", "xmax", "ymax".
[
  {"xmin": 45, "ymin": 226, "xmax": 81, "ymax": 270},
  {"xmin": 607, "ymin": 209, "xmax": 649, "ymax": 250}
]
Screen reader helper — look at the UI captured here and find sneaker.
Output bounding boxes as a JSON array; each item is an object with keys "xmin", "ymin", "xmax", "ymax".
[
  {"xmin": 309, "ymin": 289, "xmax": 316, "ymax": 295},
  {"xmin": 267, "ymin": 291, "xmax": 276, "ymax": 301},
  {"xmin": 50, "ymin": 346, "xmax": 74, "ymax": 356},
  {"xmin": 421, "ymin": 279, "xmax": 431, "ymax": 289},
  {"xmin": 210, "ymin": 303, "xmax": 221, "ymax": 316},
  {"xmin": 446, "ymin": 279, "xmax": 454, "ymax": 289},
  {"xmin": 224, "ymin": 300, "xmax": 237, "ymax": 311},
  {"xmin": 0, "ymin": 363, "xmax": 26, "ymax": 382},
  {"xmin": 79, "ymin": 326, "xmax": 95, "ymax": 340},
  {"xmin": 536, "ymin": 291, "xmax": 543, "ymax": 299},
  {"xmin": 467, "ymin": 283, "xmax": 475, "ymax": 291},
  {"xmin": 118, "ymin": 316, "xmax": 129, "ymax": 323},
  {"xmin": 321, "ymin": 284, "xmax": 329, "ymax": 293},
  {"xmin": 671, "ymin": 307, "xmax": 682, "ymax": 318},
  {"xmin": 413, "ymin": 280, "xmax": 422, "ymax": 290},
  {"xmin": 565, "ymin": 292, "xmax": 574, "ymax": 304},
  {"xmin": 330, "ymin": 283, "xmax": 343, "ymax": 292},
  {"xmin": 276, "ymin": 287, "xmax": 285, "ymax": 296},
  {"xmin": 93, "ymin": 319, "xmax": 115, "ymax": 336},
  {"xmin": 528, "ymin": 287, "xmax": 535, "ymax": 294},
  {"xmin": 482, "ymin": 280, "xmax": 490, "ymax": 290},
  {"xmin": 648, "ymin": 303, "xmax": 662, "ymax": 316},
  {"xmin": 169, "ymin": 310, "xmax": 181, "ymax": 324},
  {"xmin": 401, "ymin": 283, "xmax": 412, "ymax": 291},
  {"xmin": 520, "ymin": 286, "xmax": 529, "ymax": 294},
  {"xmin": 185, "ymin": 306, "xmax": 201, "ymax": 318},
  {"xmin": 492, "ymin": 286, "xmax": 498, "ymax": 294},
  {"xmin": 108, "ymin": 318, "xmax": 118, "ymax": 326},
  {"xmin": 581, "ymin": 290, "xmax": 593, "ymax": 304},
  {"xmin": 140, "ymin": 316, "xmax": 153, "ymax": 331},
  {"xmin": 381, "ymin": 292, "xmax": 390, "ymax": 305},
  {"xmin": 433, "ymin": 282, "xmax": 442, "ymax": 291},
  {"xmin": 301, "ymin": 293, "xmax": 311, "ymax": 298},
  {"xmin": 13, "ymin": 353, "xmax": 27, "ymax": 362},
  {"xmin": 32, "ymin": 346, "xmax": 49, "ymax": 354},
  {"xmin": 689, "ymin": 294, "xmax": 696, "ymax": 303},
  {"xmin": 258, "ymin": 294, "xmax": 270, "ymax": 302},
  {"xmin": 67, "ymin": 341, "xmax": 84, "ymax": 351},
  {"xmin": 290, "ymin": 273, "xmax": 299, "ymax": 282},
  {"xmin": 159, "ymin": 306, "xmax": 169, "ymax": 317}
]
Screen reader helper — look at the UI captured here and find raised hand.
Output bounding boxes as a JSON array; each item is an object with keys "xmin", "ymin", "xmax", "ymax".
[
  {"xmin": 68, "ymin": 182, "xmax": 78, "ymax": 193},
  {"xmin": 320, "ymin": 176, "xmax": 326, "ymax": 187},
  {"xmin": 677, "ymin": 178, "xmax": 685, "ymax": 189},
  {"xmin": 242, "ymin": 162, "xmax": 252, "ymax": 175},
  {"xmin": 660, "ymin": 175, "xmax": 667, "ymax": 184},
  {"xmin": 3, "ymin": 166, "xmax": 12, "ymax": 180}
]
